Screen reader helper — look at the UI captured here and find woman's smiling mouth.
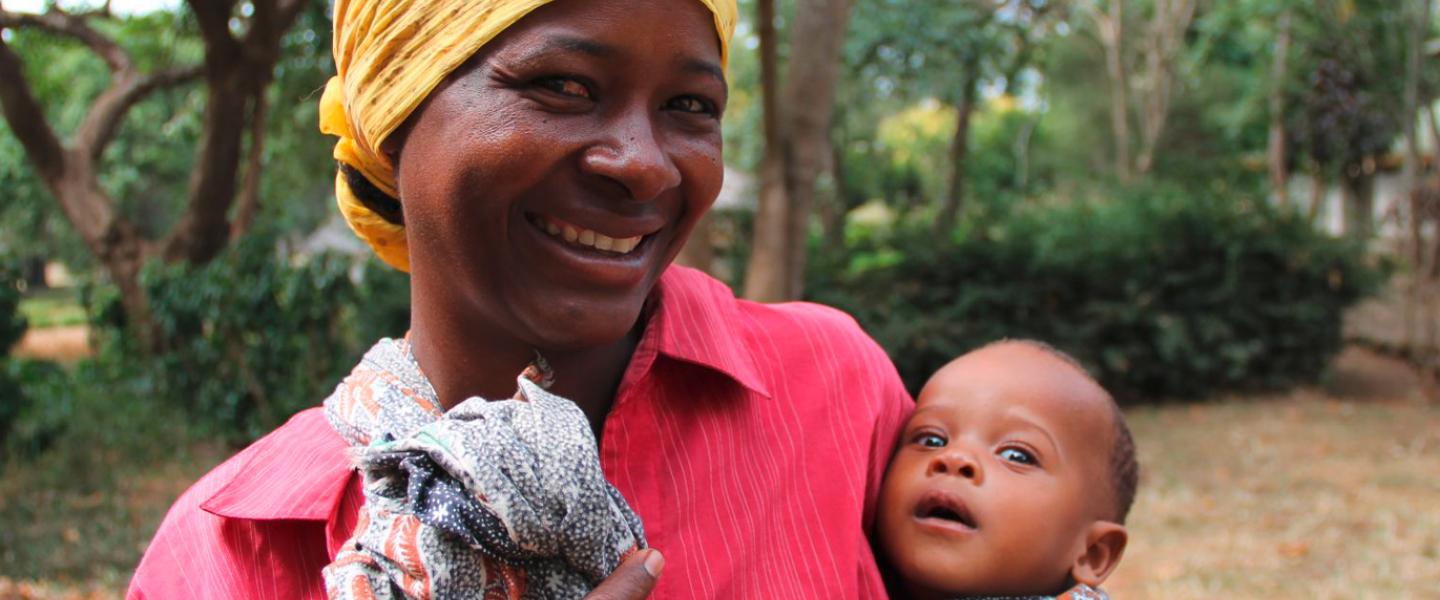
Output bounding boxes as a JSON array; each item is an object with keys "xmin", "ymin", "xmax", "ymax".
[{"xmin": 529, "ymin": 213, "xmax": 649, "ymax": 255}]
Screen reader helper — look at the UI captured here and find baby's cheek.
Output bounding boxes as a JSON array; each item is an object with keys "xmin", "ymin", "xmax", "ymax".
[{"xmin": 874, "ymin": 464, "xmax": 913, "ymax": 549}]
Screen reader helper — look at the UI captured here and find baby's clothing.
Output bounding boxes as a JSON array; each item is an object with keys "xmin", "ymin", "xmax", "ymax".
[
  {"xmin": 321, "ymin": 338, "xmax": 645, "ymax": 599},
  {"xmin": 961, "ymin": 583, "xmax": 1110, "ymax": 600}
]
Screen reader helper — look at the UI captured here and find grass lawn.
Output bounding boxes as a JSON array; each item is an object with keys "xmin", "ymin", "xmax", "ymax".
[
  {"xmin": 1, "ymin": 348, "xmax": 1436, "ymax": 599},
  {"xmin": 17, "ymin": 289, "xmax": 87, "ymax": 329}
]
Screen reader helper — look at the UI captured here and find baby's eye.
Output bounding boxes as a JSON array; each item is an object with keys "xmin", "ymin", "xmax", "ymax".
[
  {"xmin": 536, "ymin": 77, "xmax": 592, "ymax": 99},
  {"xmin": 998, "ymin": 447, "xmax": 1037, "ymax": 466},
  {"xmin": 912, "ymin": 433, "xmax": 946, "ymax": 448}
]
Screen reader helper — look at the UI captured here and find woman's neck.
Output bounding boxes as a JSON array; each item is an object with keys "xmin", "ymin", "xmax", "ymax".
[{"xmin": 408, "ymin": 310, "xmax": 643, "ymax": 435}]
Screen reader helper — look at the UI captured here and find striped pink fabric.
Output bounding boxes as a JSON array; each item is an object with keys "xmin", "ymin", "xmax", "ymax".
[{"xmin": 129, "ymin": 266, "xmax": 913, "ymax": 599}]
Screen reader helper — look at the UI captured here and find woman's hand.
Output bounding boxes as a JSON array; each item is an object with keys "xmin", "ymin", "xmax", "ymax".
[{"xmin": 585, "ymin": 549, "xmax": 664, "ymax": 600}]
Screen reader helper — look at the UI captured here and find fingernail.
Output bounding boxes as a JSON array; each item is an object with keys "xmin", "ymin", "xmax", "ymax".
[{"xmin": 643, "ymin": 549, "xmax": 665, "ymax": 578}]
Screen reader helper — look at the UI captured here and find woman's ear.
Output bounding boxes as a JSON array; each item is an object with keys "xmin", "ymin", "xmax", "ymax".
[
  {"xmin": 380, "ymin": 131, "xmax": 405, "ymax": 168},
  {"xmin": 1070, "ymin": 521, "xmax": 1127, "ymax": 587}
]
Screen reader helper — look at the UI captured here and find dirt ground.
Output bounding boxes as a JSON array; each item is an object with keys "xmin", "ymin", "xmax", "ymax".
[
  {"xmin": 1105, "ymin": 347, "xmax": 1440, "ymax": 599},
  {"xmin": 8, "ymin": 326, "xmax": 90, "ymax": 363}
]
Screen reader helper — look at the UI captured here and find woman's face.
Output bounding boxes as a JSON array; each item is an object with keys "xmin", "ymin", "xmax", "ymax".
[{"xmin": 394, "ymin": 0, "xmax": 725, "ymax": 351}]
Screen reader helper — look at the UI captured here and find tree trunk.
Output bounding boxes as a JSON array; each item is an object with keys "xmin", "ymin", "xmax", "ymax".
[
  {"xmin": 742, "ymin": 0, "xmax": 789, "ymax": 301},
  {"xmin": 937, "ymin": 58, "xmax": 980, "ymax": 236},
  {"xmin": 1403, "ymin": 0, "xmax": 1434, "ymax": 352},
  {"xmin": 1267, "ymin": 7, "xmax": 1292, "ymax": 206},
  {"xmin": 231, "ymin": 80, "xmax": 272, "ymax": 240},
  {"xmin": 0, "ymin": 1, "xmax": 306, "ymax": 347},
  {"xmin": 744, "ymin": 0, "xmax": 854, "ymax": 302},
  {"xmin": 1094, "ymin": 0, "xmax": 1131, "ymax": 182},
  {"xmin": 1014, "ymin": 118, "xmax": 1036, "ymax": 191},
  {"xmin": 1341, "ymin": 169, "xmax": 1375, "ymax": 241},
  {"xmin": 1307, "ymin": 166, "xmax": 1326, "ymax": 223},
  {"xmin": 22, "ymin": 256, "xmax": 47, "ymax": 290},
  {"xmin": 820, "ymin": 135, "xmax": 848, "ymax": 252},
  {"xmin": 781, "ymin": 0, "xmax": 854, "ymax": 300},
  {"xmin": 1135, "ymin": 0, "xmax": 1194, "ymax": 177}
]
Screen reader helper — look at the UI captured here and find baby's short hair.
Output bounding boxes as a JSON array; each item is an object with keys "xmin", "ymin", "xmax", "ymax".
[{"xmin": 980, "ymin": 339, "xmax": 1139, "ymax": 524}]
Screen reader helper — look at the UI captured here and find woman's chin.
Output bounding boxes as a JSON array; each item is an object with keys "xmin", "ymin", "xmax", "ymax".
[{"xmin": 517, "ymin": 304, "xmax": 644, "ymax": 353}]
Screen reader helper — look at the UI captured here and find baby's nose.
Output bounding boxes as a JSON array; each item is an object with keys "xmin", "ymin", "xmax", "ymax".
[{"xmin": 928, "ymin": 451, "xmax": 981, "ymax": 482}]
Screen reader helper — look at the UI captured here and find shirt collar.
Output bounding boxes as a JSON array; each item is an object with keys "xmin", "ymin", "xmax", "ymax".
[
  {"xmin": 200, "ymin": 266, "xmax": 772, "ymax": 523},
  {"xmin": 200, "ymin": 407, "xmax": 354, "ymax": 522},
  {"xmin": 647, "ymin": 266, "xmax": 772, "ymax": 399}
]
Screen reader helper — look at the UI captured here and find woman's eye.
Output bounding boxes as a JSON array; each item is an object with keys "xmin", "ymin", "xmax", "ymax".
[
  {"xmin": 537, "ymin": 77, "xmax": 591, "ymax": 99},
  {"xmin": 666, "ymin": 96, "xmax": 717, "ymax": 116},
  {"xmin": 998, "ymin": 447, "xmax": 1037, "ymax": 466},
  {"xmin": 913, "ymin": 433, "xmax": 946, "ymax": 448}
]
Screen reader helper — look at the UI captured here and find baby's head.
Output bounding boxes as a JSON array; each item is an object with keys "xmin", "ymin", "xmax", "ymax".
[{"xmin": 877, "ymin": 340, "xmax": 1138, "ymax": 599}]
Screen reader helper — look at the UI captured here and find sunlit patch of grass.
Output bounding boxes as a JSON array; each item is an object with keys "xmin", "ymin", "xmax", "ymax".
[{"xmin": 17, "ymin": 289, "xmax": 87, "ymax": 329}]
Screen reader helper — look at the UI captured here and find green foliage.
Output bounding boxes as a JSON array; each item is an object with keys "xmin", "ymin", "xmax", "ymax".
[
  {"xmin": 0, "ymin": 261, "xmax": 29, "ymax": 455},
  {"xmin": 0, "ymin": 262, "xmax": 25, "ymax": 353},
  {"xmin": 85, "ymin": 235, "xmax": 410, "ymax": 443},
  {"xmin": 2, "ymin": 359, "xmax": 76, "ymax": 462},
  {"xmin": 808, "ymin": 188, "xmax": 1384, "ymax": 402},
  {"xmin": 0, "ymin": 5, "xmax": 337, "ymax": 270}
]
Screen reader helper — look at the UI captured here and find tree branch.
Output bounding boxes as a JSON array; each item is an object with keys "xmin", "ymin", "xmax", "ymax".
[
  {"xmin": 0, "ymin": 6, "xmax": 130, "ymax": 72},
  {"xmin": 75, "ymin": 64, "xmax": 204, "ymax": 159},
  {"xmin": 229, "ymin": 84, "xmax": 269, "ymax": 240},
  {"xmin": 0, "ymin": 35, "xmax": 65, "ymax": 184},
  {"xmin": 188, "ymin": 0, "xmax": 239, "ymax": 59}
]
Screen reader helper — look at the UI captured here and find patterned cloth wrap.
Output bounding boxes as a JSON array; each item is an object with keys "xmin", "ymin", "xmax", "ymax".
[
  {"xmin": 959, "ymin": 583, "xmax": 1110, "ymax": 600},
  {"xmin": 322, "ymin": 338, "xmax": 646, "ymax": 600}
]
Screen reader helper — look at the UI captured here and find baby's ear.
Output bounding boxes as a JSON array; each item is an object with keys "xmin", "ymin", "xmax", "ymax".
[{"xmin": 1070, "ymin": 521, "xmax": 1127, "ymax": 587}]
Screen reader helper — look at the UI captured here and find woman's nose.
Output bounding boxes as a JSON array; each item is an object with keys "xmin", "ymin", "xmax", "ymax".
[
  {"xmin": 579, "ymin": 109, "xmax": 682, "ymax": 202},
  {"xmin": 927, "ymin": 450, "xmax": 982, "ymax": 484}
]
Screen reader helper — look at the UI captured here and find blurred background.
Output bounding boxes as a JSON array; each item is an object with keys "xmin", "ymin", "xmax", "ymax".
[{"xmin": 1, "ymin": 0, "xmax": 1437, "ymax": 597}]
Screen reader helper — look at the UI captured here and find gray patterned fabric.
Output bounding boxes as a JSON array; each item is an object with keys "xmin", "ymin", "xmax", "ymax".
[
  {"xmin": 321, "ymin": 338, "xmax": 646, "ymax": 600},
  {"xmin": 957, "ymin": 583, "xmax": 1110, "ymax": 600}
]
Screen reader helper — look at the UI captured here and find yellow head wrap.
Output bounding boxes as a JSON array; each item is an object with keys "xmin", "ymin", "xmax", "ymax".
[{"xmin": 319, "ymin": 0, "xmax": 737, "ymax": 272}]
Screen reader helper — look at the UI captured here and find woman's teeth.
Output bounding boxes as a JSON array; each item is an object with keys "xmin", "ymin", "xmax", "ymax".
[{"xmin": 540, "ymin": 219, "xmax": 643, "ymax": 255}]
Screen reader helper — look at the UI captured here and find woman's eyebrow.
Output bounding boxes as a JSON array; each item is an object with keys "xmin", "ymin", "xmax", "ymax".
[
  {"xmin": 511, "ymin": 37, "xmax": 725, "ymax": 94},
  {"xmin": 683, "ymin": 58, "xmax": 728, "ymax": 94},
  {"xmin": 517, "ymin": 35, "xmax": 616, "ymax": 63}
]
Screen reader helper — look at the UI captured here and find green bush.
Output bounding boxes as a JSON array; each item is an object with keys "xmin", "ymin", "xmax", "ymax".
[
  {"xmin": 0, "ymin": 263, "xmax": 23, "ymax": 352},
  {"xmin": 3, "ymin": 359, "xmax": 75, "ymax": 460},
  {"xmin": 1, "ymin": 260, "xmax": 28, "ymax": 453},
  {"xmin": 808, "ymin": 188, "xmax": 1384, "ymax": 402},
  {"xmin": 87, "ymin": 235, "xmax": 410, "ymax": 443}
]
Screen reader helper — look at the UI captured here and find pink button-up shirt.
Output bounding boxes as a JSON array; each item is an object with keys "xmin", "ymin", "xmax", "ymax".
[{"xmin": 129, "ymin": 266, "xmax": 913, "ymax": 599}]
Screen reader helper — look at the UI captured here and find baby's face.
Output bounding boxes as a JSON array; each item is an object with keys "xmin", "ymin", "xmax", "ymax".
[{"xmin": 877, "ymin": 344, "xmax": 1117, "ymax": 598}]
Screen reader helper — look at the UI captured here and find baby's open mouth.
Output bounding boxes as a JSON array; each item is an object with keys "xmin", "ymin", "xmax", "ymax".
[{"xmin": 914, "ymin": 489, "xmax": 977, "ymax": 530}]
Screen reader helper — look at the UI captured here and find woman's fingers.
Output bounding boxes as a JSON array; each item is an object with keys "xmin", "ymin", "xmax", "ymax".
[{"xmin": 585, "ymin": 549, "xmax": 664, "ymax": 600}]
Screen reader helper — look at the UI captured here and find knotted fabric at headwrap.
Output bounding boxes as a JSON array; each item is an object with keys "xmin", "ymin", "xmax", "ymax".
[
  {"xmin": 318, "ymin": 0, "xmax": 738, "ymax": 272},
  {"xmin": 322, "ymin": 338, "xmax": 646, "ymax": 599}
]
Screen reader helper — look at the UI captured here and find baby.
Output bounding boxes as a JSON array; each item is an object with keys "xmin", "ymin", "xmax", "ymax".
[{"xmin": 877, "ymin": 340, "xmax": 1139, "ymax": 600}]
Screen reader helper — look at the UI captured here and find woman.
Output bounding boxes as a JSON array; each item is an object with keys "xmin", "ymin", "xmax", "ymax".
[{"xmin": 129, "ymin": 0, "xmax": 911, "ymax": 598}]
